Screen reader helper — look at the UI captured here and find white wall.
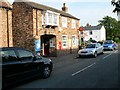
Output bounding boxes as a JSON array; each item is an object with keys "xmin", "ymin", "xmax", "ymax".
[
  {"xmin": 83, "ymin": 26, "xmax": 106, "ymax": 42},
  {"xmin": 100, "ymin": 26, "xmax": 106, "ymax": 41},
  {"xmin": 118, "ymin": 12, "xmax": 120, "ymax": 21}
]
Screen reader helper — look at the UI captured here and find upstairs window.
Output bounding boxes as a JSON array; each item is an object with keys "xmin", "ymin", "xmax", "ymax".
[
  {"xmin": 62, "ymin": 17, "xmax": 67, "ymax": 28},
  {"xmin": 48, "ymin": 12, "xmax": 52, "ymax": 24},
  {"xmin": 89, "ymin": 31, "xmax": 93, "ymax": 35},
  {"xmin": 53, "ymin": 14, "xmax": 58, "ymax": 24},
  {"xmin": 72, "ymin": 19, "xmax": 76, "ymax": 29}
]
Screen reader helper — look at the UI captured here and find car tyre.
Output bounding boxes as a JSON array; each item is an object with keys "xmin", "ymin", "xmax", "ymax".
[
  {"xmin": 101, "ymin": 50, "xmax": 104, "ymax": 54},
  {"xmin": 93, "ymin": 52, "xmax": 97, "ymax": 58},
  {"xmin": 79, "ymin": 55, "xmax": 81, "ymax": 58},
  {"xmin": 41, "ymin": 66, "xmax": 51, "ymax": 78}
]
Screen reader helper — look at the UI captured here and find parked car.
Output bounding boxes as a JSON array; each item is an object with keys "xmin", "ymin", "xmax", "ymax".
[
  {"xmin": 78, "ymin": 43, "xmax": 104, "ymax": 58},
  {"xmin": 0, "ymin": 47, "xmax": 53, "ymax": 88},
  {"xmin": 103, "ymin": 40, "xmax": 118, "ymax": 51}
]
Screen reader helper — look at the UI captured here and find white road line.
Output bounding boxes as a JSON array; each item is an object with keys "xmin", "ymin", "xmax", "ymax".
[
  {"xmin": 102, "ymin": 53, "xmax": 112, "ymax": 59},
  {"xmin": 72, "ymin": 63, "xmax": 96, "ymax": 76}
]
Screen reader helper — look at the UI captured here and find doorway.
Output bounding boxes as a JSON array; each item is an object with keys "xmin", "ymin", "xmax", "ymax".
[{"xmin": 41, "ymin": 35, "xmax": 57, "ymax": 57}]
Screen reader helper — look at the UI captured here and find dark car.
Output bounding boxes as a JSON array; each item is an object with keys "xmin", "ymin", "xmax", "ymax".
[{"xmin": 0, "ymin": 47, "xmax": 53, "ymax": 88}]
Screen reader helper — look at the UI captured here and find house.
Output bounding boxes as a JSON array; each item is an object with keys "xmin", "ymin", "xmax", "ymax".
[
  {"xmin": 81, "ymin": 24, "xmax": 106, "ymax": 42},
  {"xmin": 12, "ymin": 0, "xmax": 80, "ymax": 56},
  {"xmin": 0, "ymin": 0, "xmax": 13, "ymax": 47}
]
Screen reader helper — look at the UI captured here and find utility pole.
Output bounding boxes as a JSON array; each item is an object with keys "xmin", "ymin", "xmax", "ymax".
[{"xmin": 111, "ymin": 0, "xmax": 120, "ymax": 21}]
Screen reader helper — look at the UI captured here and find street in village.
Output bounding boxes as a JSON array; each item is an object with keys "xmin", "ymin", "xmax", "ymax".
[
  {"xmin": 10, "ymin": 45, "xmax": 119, "ymax": 89},
  {"xmin": 1, "ymin": 0, "xmax": 120, "ymax": 89}
]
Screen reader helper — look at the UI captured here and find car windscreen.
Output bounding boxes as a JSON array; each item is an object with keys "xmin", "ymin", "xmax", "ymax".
[
  {"xmin": 104, "ymin": 41, "xmax": 113, "ymax": 44},
  {"xmin": 86, "ymin": 44, "xmax": 95, "ymax": 48}
]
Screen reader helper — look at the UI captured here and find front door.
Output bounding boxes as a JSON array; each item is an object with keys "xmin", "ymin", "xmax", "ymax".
[{"xmin": 41, "ymin": 35, "xmax": 56, "ymax": 57}]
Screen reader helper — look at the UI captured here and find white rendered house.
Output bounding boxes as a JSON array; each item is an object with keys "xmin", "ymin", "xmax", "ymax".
[{"xmin": 82, "ymin": 25, "xmax": 106, "ymax": 42}]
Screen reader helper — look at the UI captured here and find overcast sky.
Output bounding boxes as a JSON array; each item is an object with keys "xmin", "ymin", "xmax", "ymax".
[{"xmin": 9, "ymin": 0, "xmax": 118, "ymax": 26}]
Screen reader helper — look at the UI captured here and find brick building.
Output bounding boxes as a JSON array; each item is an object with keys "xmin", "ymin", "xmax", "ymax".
[
  {"xmin": 12, "ymin": 0, "xmax": 80, "ymax": 56},
  {"xmin": 0, "ymin": 0, "xmax": 13, "ymax": 47}
]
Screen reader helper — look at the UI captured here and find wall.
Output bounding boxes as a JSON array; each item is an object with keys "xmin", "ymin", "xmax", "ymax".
[
  {"xmin": 12, "ymin": 2, "xmax": 80, "ymax": 56},
  {"xmin": 0, "ymin": 8, "xmax": 13, "ymax": 47},
  {"xmin": 12, "ymin": 2, "xmax": 34, "ymax": 51},
  {"xmin": 100, "ymin": 26, "xmax": 106, "ymax": 41}
]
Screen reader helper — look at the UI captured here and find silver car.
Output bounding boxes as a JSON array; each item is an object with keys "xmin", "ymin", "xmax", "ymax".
[{"xmin": 78, "ymin": 43, "xmax": 104, "ymax": 58}]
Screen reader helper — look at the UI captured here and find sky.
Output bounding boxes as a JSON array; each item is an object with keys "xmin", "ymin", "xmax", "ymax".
[{"xmin": 8, "ymin": 0, "xmax": 118, "ymax": 26}]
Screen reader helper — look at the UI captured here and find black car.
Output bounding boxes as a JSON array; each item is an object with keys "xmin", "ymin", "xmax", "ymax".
[{"xmin": 0, "ymin": 47, "xmax": 53, "ymax": 88}]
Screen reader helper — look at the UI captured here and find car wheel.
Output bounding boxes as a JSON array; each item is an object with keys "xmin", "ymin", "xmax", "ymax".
[
  {"xmin": 41, "ymin": 66, "xmax": 51, "ymax": 78},
  {"xmin": 79, "ymin": 55, "xmax": 81, "ymax": 58},
  {"xmin": 101, "ymin": 50, "xmax": 104, "ymax": 54},
  {"xmin": 93, "ymin": 52, "xmax": 97, "ymax": 58},
  {"xmin": 111, "ymin": 48, "xmax": 114, "ymax": 51}
]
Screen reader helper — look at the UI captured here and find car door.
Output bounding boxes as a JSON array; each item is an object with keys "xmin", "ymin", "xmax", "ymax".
[
  {"xmin": 97, "ymin": 43, "xmax": 103, "ymax": 53},
  {"xmin": 1, "ymin": 49, "xmax": 22, "ymax": 86},
  {"xmin": 95, "ymin": 43, "xmax": 100, "ymax": 54},
  {"xmin": 17, "ymin": 49, "xmax": 38, "ymax": 78}
]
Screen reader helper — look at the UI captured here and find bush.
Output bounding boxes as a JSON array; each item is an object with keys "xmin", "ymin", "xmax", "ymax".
[{"xmin": 114, "ymin": 37, "xmax": 120, "ymax": 43}]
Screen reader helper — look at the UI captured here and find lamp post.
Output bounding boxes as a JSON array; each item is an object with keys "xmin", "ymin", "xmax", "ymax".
[{"xmin": 111, "ymin": 0, "xmax": 120, "ymax": 21}]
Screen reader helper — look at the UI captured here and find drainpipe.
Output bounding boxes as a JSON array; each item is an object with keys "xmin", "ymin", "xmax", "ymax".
[
  {"xmin": 6, "ymin": 9, "xmax": 9, "ymax": 47},
  {"xmin": 36, "ymin": 9, "xmax": 38, "ymax": 35}
]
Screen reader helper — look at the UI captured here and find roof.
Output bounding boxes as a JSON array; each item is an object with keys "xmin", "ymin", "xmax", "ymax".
[
  {"xmin": 0, "ymin": 0, "xmax": 12, "ymax": 9},
  {"xmin": 83, "ymin": 25, "xmax": 102, "ymax": 30},
  {"xmin": 14, "ymin": 0, "xmax": 79, "ymax": 20}
]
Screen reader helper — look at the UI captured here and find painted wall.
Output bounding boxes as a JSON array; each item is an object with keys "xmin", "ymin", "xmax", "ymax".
[{"xmin": 84, "ymin": 26, "xmax": 106, "ymax": 42}]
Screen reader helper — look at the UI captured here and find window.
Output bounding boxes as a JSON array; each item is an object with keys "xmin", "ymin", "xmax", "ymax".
[
  {"xmin": 62, "ymin": 17, "xmax": 67, "ymax": 28},
  {"xmin": 48, "ymin": 12, "xmax": 52, "ymax": 24},
  {"xmin": 72, "ymin": 19, "xmax": 76, "ymax": 29},
  {"xmin": 1, "ymin": 50, "xmax": 17, "ymax": 63},
  {"xmin": 62, "ymin": 35, "xmax": 68, "ymax": 48},
  {"xmin": 90, "ymin": 31, "xmax": 92, "ymax": 35},
  {"xmin": 17, "ymin": 50, "xmax": 34, "ymax": 62},
  {"xmin": 72, "ymin": 35, "xmax": 76, "ymax": 46},
  {"xmin": 54, "ymin": 14, "xmax": 58, "ymax": 24}
]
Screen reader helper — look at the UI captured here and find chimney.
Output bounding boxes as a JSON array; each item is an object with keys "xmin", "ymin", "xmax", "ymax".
[
  {"xmin": 62, "ymin": 3, "xmax": 68, "ymax": 12},
  {"xmin": 86, "ymin": 23, "xmax": 91, "ymax": 26}
]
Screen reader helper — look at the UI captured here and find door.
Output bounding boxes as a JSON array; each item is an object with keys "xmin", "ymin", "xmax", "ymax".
[
  {"xmin": 17, "ymin": 50, "xmax": 37, "ymax": 78},
  {"xmin": 1, "ymin": 50, "xmax": 22, "ymax": 86}
]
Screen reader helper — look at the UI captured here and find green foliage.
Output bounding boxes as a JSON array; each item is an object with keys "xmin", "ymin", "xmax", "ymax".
[
  {"xmin": 114, "ymin": 37, "xmax": 120, "ymax": 43},
  {"xmin": 98, "ymin": 16, "xmax": 120, "ymax": 41}
]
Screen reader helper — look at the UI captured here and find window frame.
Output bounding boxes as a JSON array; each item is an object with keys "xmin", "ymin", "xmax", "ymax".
[
  {"xmin": 89, "ymin": 30, "xmax": 93, "ymax": 35},
  {"xmin": 17, "ymin": 50, "xmax": 34, "ymax": 62},
  {"xmin": 1, "ymin": 50, "xmax": 18, "ymax": 63},
  {"xmin": 62, "ymin": 35, "xmax": 68, "ymax": 48},
  {"xmin": 72, "ymin": 35, "xmax": 76, "ymax": 46},
  {"xmin": 72, "ymin": 19, "xmax": 76, "ymax": 29},
  {"xmin": 62, "ymin": 17, "xmax": 67, "ymax": 28}
]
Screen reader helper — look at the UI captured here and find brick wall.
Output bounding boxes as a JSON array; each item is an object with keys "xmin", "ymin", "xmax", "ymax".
[
  {"xmin": 12, "ymin": 2, "xmax": 80, "ymax": 56},
  {"xmin": 0, "ymin": 8, "xmax": 13, "ymax": 47},
  {"xmin": 12, "ymin": 2, "xmax": 35, "ymax": 51}
]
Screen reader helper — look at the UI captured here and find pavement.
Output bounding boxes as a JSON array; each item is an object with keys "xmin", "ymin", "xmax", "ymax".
[{"xmin": 47, "ymin": 52, "xmax": 78, "ymax": 64}]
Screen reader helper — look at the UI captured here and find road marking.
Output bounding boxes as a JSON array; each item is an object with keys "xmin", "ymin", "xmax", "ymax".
[
  {"xmin": 114, "ymin": 50, "xmax": 118, "ymax": 53},
  {"xmin": 72, "ymin": 63, "xmax": 96, "ymax": 76},
  {"xmin": 102, "ymin": 53, "xmax": 112, "ymax": 59}
]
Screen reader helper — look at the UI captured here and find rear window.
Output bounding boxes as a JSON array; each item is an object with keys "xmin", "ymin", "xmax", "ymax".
[{"xmin": 0, "ymin": 50, "xmax": 17, "ymax": 63}]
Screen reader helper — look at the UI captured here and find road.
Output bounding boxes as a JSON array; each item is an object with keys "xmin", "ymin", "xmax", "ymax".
[{"xmin": 12, "ymin": 48, "xmax": 119, "ymax": 89}]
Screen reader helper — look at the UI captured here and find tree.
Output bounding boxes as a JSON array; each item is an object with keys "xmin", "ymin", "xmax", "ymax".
[{"xmin": 98, "ymin": 16, "xmax": 120, "ymax": 42}]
